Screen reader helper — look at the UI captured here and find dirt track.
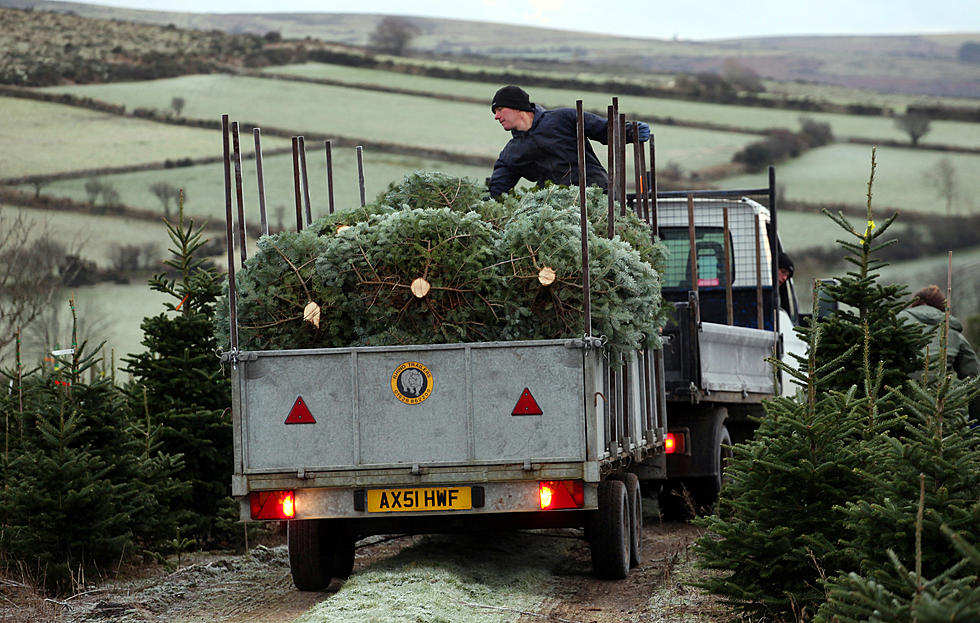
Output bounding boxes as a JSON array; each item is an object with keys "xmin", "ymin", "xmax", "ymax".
[{"xmin": 33, "ymin": 515, "xmax": 727, "ymax": 623}]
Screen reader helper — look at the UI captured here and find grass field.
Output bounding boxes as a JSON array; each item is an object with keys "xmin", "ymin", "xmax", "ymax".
[
  {"xmin": 719, "ymin": 144, "xmax": 980, "ymax": 214},
  {"xmin": 0, "ymin": 96, "xmax": 250, "ymax": 179},
  {"xmin": 7, "ymin": 203, "xmax": 174, "ymax": 266},
  {"xmin": 38, "ymin": 74, "xmax": 760, "ymax": 171},
  {"xmin": 10, "ymin": 281, "xmax": 171, "ymax": 372},
  {"xmin": 262, "ymin": 63, "xmax": 980, "ymax": 148}
]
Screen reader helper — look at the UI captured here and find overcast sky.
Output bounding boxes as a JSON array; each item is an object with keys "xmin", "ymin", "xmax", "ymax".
[{"xmin": 73, "ymin": 0, "xmax": 979, "ymax": 40}]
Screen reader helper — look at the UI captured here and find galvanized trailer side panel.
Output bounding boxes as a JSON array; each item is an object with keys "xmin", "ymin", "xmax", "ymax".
[
  {"xmin": 698, "ymin": 321, "xmax": 775, "ymax": 397},
  {"xmin": 235, "ymin": 340, "xmax": 590, "ymax": 475}
]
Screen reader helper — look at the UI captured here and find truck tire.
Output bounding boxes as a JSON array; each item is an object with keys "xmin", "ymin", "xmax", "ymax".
[
  {"xmin": 591, "ymin": 478, "xmax": 630, "ymax": 580},
  {"xmin": 609, "ymin": 473, "xmax": 643, "ymax": 567},
  {"xmin": 687, "ymin": 424, "xmax": 732, "ymax": 516},
  {"xmin": 659, "ymin": 425, "xmax": 732, "ymax": 520}
]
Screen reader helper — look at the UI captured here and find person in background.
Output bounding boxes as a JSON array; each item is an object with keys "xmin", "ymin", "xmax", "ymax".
[
  {"xmin": 488, "ymin": 85, "xmax": 649, "ymax": 198},
  {"xmin": 898, "ymin": 284, "xmax": 979, "ymax": 420},
  {"xmin": 777, "ymin": 251, "xmax": 794, "ymax": 315}
]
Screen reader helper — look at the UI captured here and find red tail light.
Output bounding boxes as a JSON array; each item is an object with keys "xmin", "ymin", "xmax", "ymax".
[
  {"xmin": 250, "ymin": 490, "xmax": 296, "ymax": 520},
  {"xmin": 539, "ymin": 480, "xmax": 584, "ymax": 510},
  {"xmin": 665, "ymin": 432, "xmax": 686, "ymax": 454}
]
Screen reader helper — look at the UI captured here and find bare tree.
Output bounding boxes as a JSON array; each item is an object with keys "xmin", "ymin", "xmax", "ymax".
[
  {"xmin": 171, "ymin": 96, "xmax": 186, "ymax": 117},
  {"xmin": 924, "ymin": 158, "xmax": 960, "ymax": 216},
  {"xmin": 25, "ymin": 294, "xmax": 112, "ymax": 362},
  {"xmin": 84, "ymin": 177, "xmax": 104, "ymax": 204},
  {"xmin": 25, "ymin": 176, "xmax": 48, "ymax": 199},
  {"xmin": 0, "ymin": 209, "xmax": 67, "ymax": 358},
  {"xmin": 108, "ymin": 243, "xmax": 142, "ymax": 273},
  {"xmin": 150, "ymin": 181, "xmax": 179, "ymax": 219},
  {"xmin": 140, "ymin": 242, "xmax": 161, "ymax": 271},
  {"xmin": 368, "ymin": 16, "xmax": 420, "ymax": 56},
  {"xmin": 894, "ymin": 112, "xmax": 931, "ymax": 146},
  {"xmin": 101, "ymin": 185, "xmax": 121, "ymax": 209}
]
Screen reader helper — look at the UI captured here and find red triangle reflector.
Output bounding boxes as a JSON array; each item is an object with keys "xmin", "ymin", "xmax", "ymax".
[
  {"xmin": 512, "ymin": 387, "xmax": 543, "ymax": 416},
  {"xmin": 285, "ymin": 396, "xmax": 316, "ymax": 424}
]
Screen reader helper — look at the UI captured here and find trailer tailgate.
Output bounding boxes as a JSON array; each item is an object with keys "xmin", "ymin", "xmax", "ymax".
[{"xmin": 234, "ymin": 340, "xmax": 590, "ymax": 474}]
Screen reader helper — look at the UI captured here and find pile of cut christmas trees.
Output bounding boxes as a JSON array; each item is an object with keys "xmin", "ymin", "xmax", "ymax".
[{"xmin": 215, "ymin": 172, "xmax": 668, "ymax": 356}]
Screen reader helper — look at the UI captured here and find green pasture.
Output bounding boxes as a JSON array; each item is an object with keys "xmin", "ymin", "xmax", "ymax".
[
  {"xmin": 877, "ymin": 245, "xmax": 980, "ymax": 319},
  {"xmin": 38, "ymin": 74, "xmax": 759, "ymax": 171},
  {"xmin": 8, "ymin": 281, "xmax": 171, "ymax": 372},
  {"xmin": 775, "ymin": 209, "xmax": 895, "ymax": 254},
  {"xmin": 6, "ymin": 203, "xmax": 173, "ymax": 267},
  {"xmin": 718, "ymin": 144, "xmax": 980, "ymax": 215},
  {"xmin": 0, "ymin": 96, "xmax": 254, "ymax": 179},
  {"xmin": 260, "ymin": 63, "xmax": 980, "ymax": 149},
  {"xmin": 23, "ymin": 150, "xmax": 493, "ymax": 230}
]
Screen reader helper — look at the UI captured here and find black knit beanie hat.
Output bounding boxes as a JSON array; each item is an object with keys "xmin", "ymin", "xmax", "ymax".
[
  {"xmin": 491, "ymin": 85, "xmax": 534, "ymax": 112},
  {"xmin": 778, "ymin": 251, "xmax": 794, "ymax": 277}
]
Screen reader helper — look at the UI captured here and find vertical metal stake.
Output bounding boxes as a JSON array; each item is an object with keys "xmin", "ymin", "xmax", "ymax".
[
  {"xmin": 618, "ymin": 113, "xmax": 627, "ymax": 217},
  {"xmin": 687, "ymin": 194, "xmax": 699, "ymax": 295},
  {"xmin": 649, "ymin": 137, "xmax": 659, "ymax": 237},
  {"xmin": 606, "ymin": 104, "xmax": 616, "ymax": 238},
  {"xmin": 221, "ymin": 114, "xmax": 239, "ymax": 352},
  {"xmin": 356, "ymin": 146, "xmax": 366, "ymax": 207},
  {"xmin": 231, "ymin": 122, "xmax": 247, "ymax": 263},
  {"xmin": 576, "ymin": 101, "xmax": 592, "ymax": 337},
  {"xmin": 631, "ymin": 121, "xmax": 642, "ymax": 217},
  {"xmin": 299, "ymin": 136, "xmax": 312, "ymax": 226},
  {"xmin": 723, "ymin": 206, "xmax": 734, "ymax": 325},
  {"xmin": 253, "ymin": 128, "xmax": 268, "ymax": 236},
  {"xmin": 291, "ymin": 137, "xmax": 303, "ymax": 232},
  {"xmin": 755, "ymin": 213, "xmax": 764, "ymax": 329},
  {"xmin": 637, "ymin": 134, "xmax": 648, "ymax": 223},
  {"xmin": 324, "ymin": 140, "xmax": 335, "ymax": 215}
]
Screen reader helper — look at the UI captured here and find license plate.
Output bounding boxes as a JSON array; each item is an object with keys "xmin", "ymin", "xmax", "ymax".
[{"xmin": 366, "ymin": 486, "xmax": 472, "ymax": 513}]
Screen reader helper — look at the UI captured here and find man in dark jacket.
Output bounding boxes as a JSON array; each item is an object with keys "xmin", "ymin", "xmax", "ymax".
[
  {"xmin": 898, "ymin": 285, "xmax": 979, "ymax": 421},
  {"xmin": 488, "ymin": 85, "xmax": 649, "ymax": 198}
]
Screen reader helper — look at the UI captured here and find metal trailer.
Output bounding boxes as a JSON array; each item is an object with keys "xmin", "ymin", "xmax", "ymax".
[
  {"xmin": 647, "ymin": 174, "xmax": 807, "ymax": 518},
  {"xmin": 217, "ymin": 103, "xmax": 668, "ymax": 590}
]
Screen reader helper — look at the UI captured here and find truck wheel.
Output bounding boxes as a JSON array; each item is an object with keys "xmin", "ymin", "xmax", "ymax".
[
  {"xmin": 689, "ymin": 425, "xmax": 733, "ymax": 515},
  {"xmin": 657, "ymin": 480, "xmax": 695, "ymax": 521},
  {"xmin": 591, "ymin": 478, "xmax": 630, "ymax": 580},
  {"xmin": 609, "ymin": 473, "xmax": 643, "ymax": 567},
  {"xmin": 659, "ymin": 425, "xmax": 732, "ymax": 520}
]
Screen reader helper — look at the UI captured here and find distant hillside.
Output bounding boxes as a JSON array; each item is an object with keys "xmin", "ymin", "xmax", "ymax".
[{"xmin": 1, "ymin": 0, "xmax": 979, "ymax": 97}]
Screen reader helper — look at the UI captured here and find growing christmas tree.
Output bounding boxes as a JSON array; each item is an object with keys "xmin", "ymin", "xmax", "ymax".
[
  {"xmin": 125, "ymin": 195, "xmax": 233, "ymax": 545},
  {"xmin": 809, "ymin": 150, "xmax": 928, "ymax": 398},
  {"xmin": 693, "ymin": 151, "xmax": 932, "ymax": 621}
]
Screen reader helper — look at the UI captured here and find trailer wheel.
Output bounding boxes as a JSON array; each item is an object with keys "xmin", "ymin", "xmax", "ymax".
[
  {"xmin": 331, "ymin": 538, "xmax": 355, "ymax": 579},
  {"xmin": 608, "ymin": 473, "xmax": 643, "ymax": 567},
  {"xmin": 591, "ymin": 478, "xmax": 630, "ymax": 580},
  {"xmin": 288, "ymin": 519, "xmax": 332, "ymax": 591}
]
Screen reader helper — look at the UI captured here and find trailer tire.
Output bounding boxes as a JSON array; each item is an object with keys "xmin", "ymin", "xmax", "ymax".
[
  {"xmin": 608, "ymin": 473, "xmax": 643, "ymax": 567},
  {"xmin": 288, "ymin": 519, "xmax": 332, "ymax": 591},
  {"xmin": 331, "ymin": 538, "xmax": 355, "ymax": 579},
  {"xmin": 591, "ymin": 478, "xmax": 630, "ymax": 580}
]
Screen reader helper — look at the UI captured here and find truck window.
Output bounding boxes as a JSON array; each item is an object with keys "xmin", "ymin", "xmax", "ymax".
[{"xmin": 660, "ymin": 227, "xmax": 734, "ymax": 289}]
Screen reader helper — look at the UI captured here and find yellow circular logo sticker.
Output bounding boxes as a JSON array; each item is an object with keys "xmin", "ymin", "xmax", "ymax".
[{"xmin": 391, "ymin": 361, "xmax": 433, "ymax": 405}]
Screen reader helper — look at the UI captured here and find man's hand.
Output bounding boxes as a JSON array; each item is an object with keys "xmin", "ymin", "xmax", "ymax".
[{"xmin": 636, "ymin": 122, "xmax": 651, "ymax": 142}]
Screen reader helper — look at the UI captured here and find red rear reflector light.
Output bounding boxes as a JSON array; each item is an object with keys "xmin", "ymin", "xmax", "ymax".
[
  {"xmin": 665, "ymin": 432, "xmax": 686, "ymax": 454},
  {"xmin": 250, "ymin": 490, "xmax": 296, "ymax": 520},
  {"xmin": 539, "ymin": 480, "xmax": 584, "ymax": 510}
]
